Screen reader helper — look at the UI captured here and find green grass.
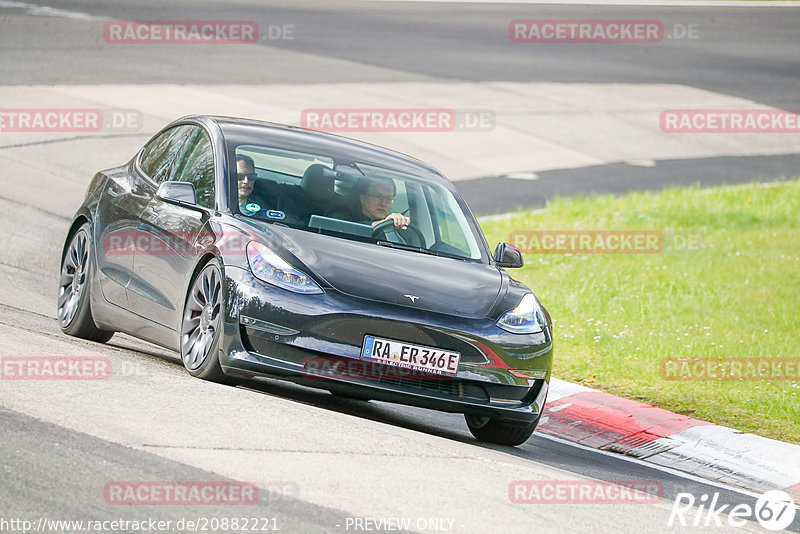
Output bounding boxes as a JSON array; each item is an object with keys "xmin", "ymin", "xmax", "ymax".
[{"xmin": 478, "ymin": 180, "xmax": 800, "ymax": 443}]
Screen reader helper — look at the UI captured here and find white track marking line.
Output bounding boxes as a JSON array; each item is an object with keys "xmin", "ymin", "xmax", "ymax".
[
  {"xmin": 0, "ymin": 1, "xmax": 105, "ymax": 20},
  {"xmin": 538, "ymin": 432, "xmax": 800, "ymax": 509},
  {"xmin": 368, "ymin": 0, "xmax": 800, "ymax": 7}
]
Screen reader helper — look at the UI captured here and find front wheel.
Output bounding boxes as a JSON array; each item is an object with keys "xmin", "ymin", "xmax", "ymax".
[
  {"xmin": 465, "ymin": 413, "xmax": 538, "ymax": 446},
  {"xmin": 180, "ymin": 261, "xmax": 227, "ymax": 382},
  {"xmin": 57, "ymin": 223, "xmax": 114, "ymax": 343}
]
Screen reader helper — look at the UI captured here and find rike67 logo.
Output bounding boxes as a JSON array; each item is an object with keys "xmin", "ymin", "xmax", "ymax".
[{"xmin": 669, "ymin": 490, "xmax": 796, "ymax": 531}]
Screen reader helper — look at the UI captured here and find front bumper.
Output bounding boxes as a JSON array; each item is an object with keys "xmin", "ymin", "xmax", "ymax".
[{"xmin": 219, "ymin": 267, "xmax": 553, "ymax": 423}]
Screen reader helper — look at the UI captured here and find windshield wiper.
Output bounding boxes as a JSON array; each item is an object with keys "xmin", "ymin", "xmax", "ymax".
[{"xmin": 376, "ymin": 241, "xmax": 465, "ymax": 260}]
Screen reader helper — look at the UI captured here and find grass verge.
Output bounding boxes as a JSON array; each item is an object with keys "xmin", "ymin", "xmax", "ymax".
[{"xmin": 478, "ymin": 180, "xmax": 800, "ymax": 443}]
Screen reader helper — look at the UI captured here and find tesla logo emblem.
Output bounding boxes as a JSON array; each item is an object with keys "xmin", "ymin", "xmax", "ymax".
[{"xmin": 404, "ymin": 294, "xmax": 419, "ymax": 303}]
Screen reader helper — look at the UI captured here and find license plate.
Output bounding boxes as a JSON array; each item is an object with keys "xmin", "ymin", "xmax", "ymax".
[{"xmin": 361, "ymin": 335, "xmax": 461, "ymax": 377}]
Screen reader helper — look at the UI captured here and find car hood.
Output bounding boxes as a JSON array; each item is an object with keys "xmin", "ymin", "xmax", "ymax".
[{"xmin": 266, "ymin": 226, "xmax": 504, "ymax": 318}]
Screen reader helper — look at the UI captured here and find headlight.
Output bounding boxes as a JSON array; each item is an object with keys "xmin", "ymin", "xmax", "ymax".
[
  {"xmin": 246, "ymin": 241, "xmax": 323, "ymax": 294},
  {"xmin": 497, "ymin": 293, "xmax": 545, "ymax": 334}
]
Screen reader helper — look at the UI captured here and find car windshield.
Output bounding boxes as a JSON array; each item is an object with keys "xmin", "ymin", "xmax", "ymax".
[{"xmin": 232, "ymin": 143, "xmax": 484, "ymax": 261}]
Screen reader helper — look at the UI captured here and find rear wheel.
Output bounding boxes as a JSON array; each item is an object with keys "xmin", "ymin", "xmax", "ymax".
[
  {"xmin": 180, "ymin": 261, "xmax": 227, "ymax": 382},
  {"xmin": 465, "ymin": 413, "xmax": 538, "ymax": 446},
  {"xmin": 57, "ymin": 223, "xmax": 114, "ymax": 343}
]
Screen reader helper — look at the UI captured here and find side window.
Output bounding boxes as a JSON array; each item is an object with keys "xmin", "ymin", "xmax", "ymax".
[
  {"xmin": 391, "ymin": 180, "xmax": 409, "ymax": 214},
  {"xmin": 172, "ymin": 127, "xmax": 215, "ymax": 209},
  {"xmin": 139, "ymin": 125, "xmax": 194, "ymax": 183},
  {"xmin": 425, "ymin": 185, "xmax": 472, "ymax": 256}
]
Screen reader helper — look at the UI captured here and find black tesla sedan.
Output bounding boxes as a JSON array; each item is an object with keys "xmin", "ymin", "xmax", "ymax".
[{"xmin": 57, "ymin": 115, "xmax": 553, "ymax": 445}]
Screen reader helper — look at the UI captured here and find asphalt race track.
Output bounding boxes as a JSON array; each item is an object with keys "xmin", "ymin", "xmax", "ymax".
[{"xmin": 1, "ymin": 1, "xmax": 799, "ymax": 533}]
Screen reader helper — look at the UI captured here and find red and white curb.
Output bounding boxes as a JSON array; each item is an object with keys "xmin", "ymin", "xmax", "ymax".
[{"xmin": 540, "ymin": 378, "xmax": 800, "ymax": 501}]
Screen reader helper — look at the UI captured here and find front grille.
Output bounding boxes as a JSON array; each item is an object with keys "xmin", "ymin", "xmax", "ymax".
[
  {"xmin": 378, "ymin": 377, "xmax": 458, "ymax": 396},
  {"xmin": 361, "ymin": 376, "xmax": 489, "ymax": 401}
]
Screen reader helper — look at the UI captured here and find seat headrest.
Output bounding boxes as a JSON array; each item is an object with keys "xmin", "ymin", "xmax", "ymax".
[{"xmin": 301, "ymin": 164, "xmax": 335, "ymax": 203}]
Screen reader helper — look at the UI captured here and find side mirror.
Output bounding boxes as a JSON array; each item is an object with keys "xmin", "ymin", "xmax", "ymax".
[
  {"xmin": 156, "ymin": 181, "xmax": 197, "ymax": 205},
  {"xmin": 494, "ymin": 242, "xmax": 524, "ymax": 268}
]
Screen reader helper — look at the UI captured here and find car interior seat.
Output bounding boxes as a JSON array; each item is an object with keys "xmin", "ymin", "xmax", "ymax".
[{"xmin": 274, "ymin": 164, "xmax": 336, "ymax": 226}]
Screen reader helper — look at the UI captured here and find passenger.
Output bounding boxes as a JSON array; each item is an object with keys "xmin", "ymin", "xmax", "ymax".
[
  {"xmin": 329, "ymin": 176, "xmax": 410, "ymax": 229},
  {"xmin": 236, "ymin": 154, "xmax": 277, "ymax": 216}
]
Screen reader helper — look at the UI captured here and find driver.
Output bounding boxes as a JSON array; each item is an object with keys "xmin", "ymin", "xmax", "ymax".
[{"xmin": 329, "ymin": 176, "xmax": 410, "ymax": 228}]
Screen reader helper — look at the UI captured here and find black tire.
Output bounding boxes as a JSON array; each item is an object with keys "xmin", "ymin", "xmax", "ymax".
[
  {"xmin": 57, "ymin": 223, "xmax": 114, "ymax": 343},
  {"xmin": 328, "ymin": 389, "xmax": 372, "ymax": 401},
  {"xmin": 465, "ymin": 413, "xmax": 539, "ymax": 446},
  {"xmin": 179, "ymin": 261, "xmax": 228, "ymax": 383}
]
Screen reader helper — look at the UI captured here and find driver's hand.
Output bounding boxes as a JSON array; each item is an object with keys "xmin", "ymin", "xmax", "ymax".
[{"xmin": 373, "ymin": 213, "xmax": 410, "ymax": 229}]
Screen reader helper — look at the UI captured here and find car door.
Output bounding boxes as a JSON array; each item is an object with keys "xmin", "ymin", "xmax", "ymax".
[
  {"xmin": 95, "ymin": 124, "xmax": 194, "ymax": 308},
  {"xmin": 128, "ymin": 125, "xmax": 217, "ymax": 330}
]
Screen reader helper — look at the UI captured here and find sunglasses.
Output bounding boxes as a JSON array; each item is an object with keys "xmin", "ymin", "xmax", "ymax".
[
  {"xmin": 364, "ymin": 193, "xmax": 395, "ymax": 203},
  {"xmin": 237, "ymin": 173, "xmax": 257, "ymax": 182}
]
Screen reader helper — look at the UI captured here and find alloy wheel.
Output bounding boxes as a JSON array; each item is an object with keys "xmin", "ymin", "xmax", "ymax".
[
  {"xmin": 58, "ymin": 229, "xmax": 89, "ymax": 328},
  {"xmin": 181, "ymin": 264, "xmax": 222, "ymax": 370}
]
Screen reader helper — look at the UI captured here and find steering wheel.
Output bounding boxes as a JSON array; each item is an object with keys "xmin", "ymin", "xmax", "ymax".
[{"xmin": 371, "ymin": 218, "xmax": 426, "ymax": 247}]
